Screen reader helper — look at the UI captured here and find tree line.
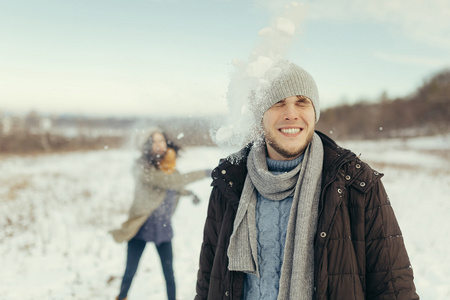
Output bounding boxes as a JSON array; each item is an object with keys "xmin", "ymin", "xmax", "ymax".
[{"xmin": 316, "ymin": 68, "xmax": 450, "ymax": 140}]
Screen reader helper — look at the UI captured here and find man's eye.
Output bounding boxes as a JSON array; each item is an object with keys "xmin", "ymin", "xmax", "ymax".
[
  {"xmin": 297, "ymin": 100, "xmax": 311, "ymax": 106},
  {"xmin": 273, "ymin": 102, "xmax": 284, "ymax": 107}
]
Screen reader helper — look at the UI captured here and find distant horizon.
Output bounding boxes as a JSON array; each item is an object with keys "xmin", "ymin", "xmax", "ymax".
[{"xmin": 1, "ymin": 64, "xmax": 445, "ymax": 119}]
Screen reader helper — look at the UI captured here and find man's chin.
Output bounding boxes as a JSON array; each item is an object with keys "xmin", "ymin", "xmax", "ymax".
[
  {"xmin": 268, "ymin": 144, "xmax": 306, "ymax": 160},
  {"xmin": 265, "ymin": 129, "xmax": 314, "ymax": 160},
  {"xmin": 280, "ymin": 149, "xmax": 305, "ymax": 160}
]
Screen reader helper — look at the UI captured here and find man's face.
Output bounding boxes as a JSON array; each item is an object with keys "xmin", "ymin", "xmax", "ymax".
[{"xmin": 262, "ymin": 95, "xmax": 316, "ymax": 161}]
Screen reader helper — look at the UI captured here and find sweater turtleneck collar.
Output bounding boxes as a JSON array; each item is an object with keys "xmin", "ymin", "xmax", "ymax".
[{"xmin": 266, "ymin": 153, "xmax": 304, "ymax": 174}]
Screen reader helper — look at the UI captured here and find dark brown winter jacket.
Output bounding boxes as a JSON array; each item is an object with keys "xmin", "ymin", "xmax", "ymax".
[{"xmin": 195, "ymin": 131, "xmax": 419, "ymax": 300}]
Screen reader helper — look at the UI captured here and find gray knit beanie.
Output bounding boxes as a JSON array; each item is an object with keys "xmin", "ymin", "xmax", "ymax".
[{"xmin": 250, "ymin": 60, "xmax": 320, "ymax": 123}]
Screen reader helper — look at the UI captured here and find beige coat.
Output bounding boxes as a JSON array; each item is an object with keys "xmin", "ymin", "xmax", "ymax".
[{"xmin": 111, "ymin": 159, "xmax": 207, "ymax": 243}]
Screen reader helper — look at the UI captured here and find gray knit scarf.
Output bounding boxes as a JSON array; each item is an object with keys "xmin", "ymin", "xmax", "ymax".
[{"xmin": 227, "ymin": 133, "xmax": 323, "ymax": 300}]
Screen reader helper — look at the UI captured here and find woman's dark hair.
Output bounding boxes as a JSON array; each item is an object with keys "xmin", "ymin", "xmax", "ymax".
[{"xmin": 140, "ymin": 131, "xmax": 181, "ymax": 168}]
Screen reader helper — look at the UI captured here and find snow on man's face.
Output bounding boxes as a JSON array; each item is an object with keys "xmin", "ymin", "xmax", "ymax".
[
  {"xmin": 262, "ymin": 95, "xmax": 316, "ymax": 161},
  {"xmin": 152, "ymin": 132, "xmax": 168, "ymax": 156}
]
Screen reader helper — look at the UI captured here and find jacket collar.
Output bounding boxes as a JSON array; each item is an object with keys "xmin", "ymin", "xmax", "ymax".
[
  {"xmin": 211, "ymin": 145, "xmax": 251, "ymax": 211},
  {"xmin": 316, "ymin": 131, "xmax": 356, "ymax": 185}
]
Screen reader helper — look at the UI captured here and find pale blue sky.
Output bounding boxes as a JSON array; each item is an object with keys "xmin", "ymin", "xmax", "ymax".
[{"xmin": 0, "ymin": 0, "xmax": 449, "ymax": 117}]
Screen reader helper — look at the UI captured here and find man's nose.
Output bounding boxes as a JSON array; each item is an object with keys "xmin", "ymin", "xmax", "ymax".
[{"xmin": 283, "ymin": 105, "xmax": 298, "ymax": 120}]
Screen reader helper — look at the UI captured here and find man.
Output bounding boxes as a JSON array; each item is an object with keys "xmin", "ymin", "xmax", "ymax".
[{"xmin": 195, "ymin": 60, "xmax": 419, "ymax": 299}]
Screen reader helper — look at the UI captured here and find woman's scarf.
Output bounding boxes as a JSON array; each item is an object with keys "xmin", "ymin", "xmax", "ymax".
[
  {"xmin": 159, "ymin": 148, "xmax": 176, "ymax": 174},
  {"xmin": 227, "ymin": 133, "xmax": 323, "ymax": 299}
]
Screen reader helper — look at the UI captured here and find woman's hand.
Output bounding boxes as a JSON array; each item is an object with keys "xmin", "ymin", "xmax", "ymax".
[{"xmin": 191, "ymin": 192, "xmax": 201, "ymax": 205}]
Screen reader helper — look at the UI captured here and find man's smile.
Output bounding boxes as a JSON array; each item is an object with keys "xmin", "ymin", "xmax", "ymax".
[{"xmin": 279, "ymin": 127, "xmax": 302, "ymax": 135}]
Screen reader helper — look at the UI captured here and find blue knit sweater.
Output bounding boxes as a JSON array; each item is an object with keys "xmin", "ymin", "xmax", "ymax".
[{"xmin": 243, "ymin": 154, "xmax": 304, "ymax": 300}]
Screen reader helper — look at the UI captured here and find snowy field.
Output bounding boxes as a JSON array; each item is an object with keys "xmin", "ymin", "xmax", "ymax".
[{"xmin": 0, "ymin": 134, "xmax": 449, "ymax": 300}]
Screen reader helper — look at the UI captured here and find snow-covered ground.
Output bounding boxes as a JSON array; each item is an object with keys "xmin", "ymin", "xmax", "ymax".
[{"xmin": 0, "ymin": 134, "xmax": 449, "ymax": 300}]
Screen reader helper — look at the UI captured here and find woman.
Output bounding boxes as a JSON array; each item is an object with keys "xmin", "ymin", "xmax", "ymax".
[{"xmin": 111, "ymin": 130, "xmax": 210, "ymax": 300}]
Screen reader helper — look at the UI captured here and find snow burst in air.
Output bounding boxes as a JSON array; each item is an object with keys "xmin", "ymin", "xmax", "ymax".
[{"xmin": 210, "ymin": 1, "xmax": 307, "ymax": 156}]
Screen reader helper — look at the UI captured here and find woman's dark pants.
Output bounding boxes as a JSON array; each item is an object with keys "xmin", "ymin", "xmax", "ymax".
[{"xmin": 118, "ymin": 238, "xmax": 176, "ymax": 300}]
